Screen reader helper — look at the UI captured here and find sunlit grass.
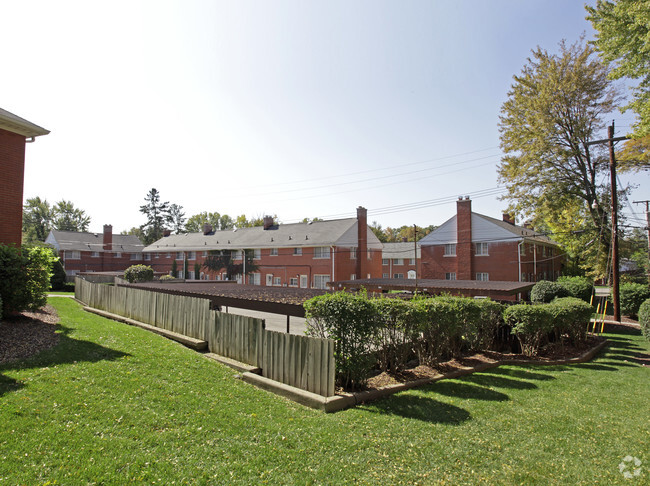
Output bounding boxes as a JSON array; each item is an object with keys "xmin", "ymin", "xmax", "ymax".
[{"xmin": 0, "ymin": 298, "xmax": 647, "ymax": 484}]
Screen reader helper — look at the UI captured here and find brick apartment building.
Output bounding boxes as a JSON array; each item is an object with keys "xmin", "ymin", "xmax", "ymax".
[
  {"xmin": 45, "ymin": 225, "xmax": 145, "ymax": 277},
  {"xmin": 382, "ymin": 242, "xmax": 420, "ymax": 279},
  {"xmin": 143, "ymin": 207, "xmax": 383, "ymax": 289},
  {"xmin": 419, "ymin": 197, "xmax": 563, "ymax": 283},
  {"xmin": 0, "ymin": 107, "xmax": 49, "ymax": 246}
]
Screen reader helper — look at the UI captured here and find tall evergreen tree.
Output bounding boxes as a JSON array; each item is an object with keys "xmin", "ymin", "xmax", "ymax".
[{"xmin": 139, "ymin": 188, "xmax": 171, "ymax": 245}]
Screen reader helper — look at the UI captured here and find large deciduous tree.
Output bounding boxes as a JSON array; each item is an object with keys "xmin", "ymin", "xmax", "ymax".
[
  {"xmin": 185, "ymin": 212, "xmax": 235, "ymax": 232},
  {"xmin": 23, "ymin": 197, "xmax": 52, "ymax": 243},
  {"xmin": 586, "ymin": 0, "xmax": 650, "ymax": 137},
  {"xmin": 139, "ymin": 188, "xmax": 171, "ymax": 245},
  {"xmin": 51, "ymin": 200, "xmax": 90, "ymax": 232},
  {"xmin": 498, "ymin": 40, "xmax": 622, "ymax": 277},
  {"xmin": 202, "ymin": 250, "xmax": 258, "ymax": 281}
]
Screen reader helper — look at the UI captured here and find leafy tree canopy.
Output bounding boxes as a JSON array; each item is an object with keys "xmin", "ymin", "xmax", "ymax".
[
  {"xmin": 202, "ymin": 250, "xmax": 258, "ymax": 281},
  {"xmin": 139, "ymin": 188, "xmax": 172, "ymax": 245},
  {"xmin": 498, "ymin": 39, "xmax": 624, "ymax": 277},
  {"xmin": 51, "ymin": 199, "xmax": 90, "ymax": 233},
  {"xmin": 587, "ymin": 0, "xmax": 650, "ymax": 137},
  {"xmin": 23, "ymin": 197, "xmax": 90, "ymax": 243}
]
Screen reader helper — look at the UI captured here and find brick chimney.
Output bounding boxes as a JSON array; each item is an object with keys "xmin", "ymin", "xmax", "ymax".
[
  {"xmin": 456, "ymin": 197, "xmax": 472, "ymax": 280},
  {"xmin": 356, "ymin": 206, "xmax": 368, "ymax": 279},
  {"xmin": 163, "ymin": 229, "xmax": 171, "ymax": 237},
  {"xmin": 203, "ymin": 223, "xmax": 213, "ymax": 235},
  {"xmin": 263, "ymin": 216, "xmax": 274, "ymax": 230},
  {"xmin": 502, "ymin": 213, "xmax": 515, "ymax": 225},
  {"xmin": 103, "ymin": 224, "xmax": 112, "ymax": 251}
]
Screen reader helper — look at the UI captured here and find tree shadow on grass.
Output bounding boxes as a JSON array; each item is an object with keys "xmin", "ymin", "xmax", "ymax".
[
  {"xmin": 427, "ymin": 380, "xmax": 509, "ymax": 402},
  {"xmin": 569, "ymin": 362, "xmax": 619, "ymax": 371},
  {"xmin": 480, "ymin": 368, "xmax": 556, "ymax": 382},
  {"xmin": 461, "ymin": 373, "xmax": 538, "ymax": 390},
  {"xmin": 359, "ymin": 394, "xmax": 471, "ymax": 424},
  {"xmin": 0, "ymin": 322, "xmax": 130, "ymax": 397}
]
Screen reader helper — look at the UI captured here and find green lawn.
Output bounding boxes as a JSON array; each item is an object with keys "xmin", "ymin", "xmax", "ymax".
[{"xmin": 1, "ymin": 297, "xmax": 648, "ymax": 485}]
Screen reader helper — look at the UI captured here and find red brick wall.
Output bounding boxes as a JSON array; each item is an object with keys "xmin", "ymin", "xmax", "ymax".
[
  {"xmin": 0, "ymin": 128, "xmax": 26, "ymax": 246},
  {"xmin": 61, "ymin": 251, "xmax": 145, "ymax": 274},
  {"xmin": 456, "ymin": 198, "xmax": 473, "ymax": 280}
]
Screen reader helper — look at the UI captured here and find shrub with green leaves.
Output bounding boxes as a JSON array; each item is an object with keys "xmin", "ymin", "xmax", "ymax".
[
  {"xmin": 304, "ymin": 291, "xmax": 379, "ymax": 389},
  {"xmin": 638, "ymin": 298, "xmax": 650, "ymax": 341},
  {"xmin": 159, "ymin": 274, "xmax": 175, "ymax": 281},
  {"xmin": 548, "ymin": 297, "xmax": 593, "ymax": 344},
  {"xmin": 503, "ymin": 304, "xmax": 554, "ymax": 356},
  {"xmin": 50, "ymin": 256, "xmax": 68, "ymax": 291},
  {"xmin": 530, "ymin": 280, "xmax": 569, "ymax": 303},
  {"xmin": 124, "ymin": 265, "xmax": 155, "ymax": 283},
  {"xmin": 372, "ymin": 298, "xmax": 419, "ymax": 372},
  {"xmin": 619, "ymin": 282, "xmax": 650, "ymax": 317},
  {"xmin": 556, "ymin": 276, "xmax": 594, "ymax": 302},
  {"xmin": 0, "ymin": 244, "xmax": 56, "ymax": 318},
  {"xmin": 473, "ymin": 299, "xmax": 506, "ymax": 350}
]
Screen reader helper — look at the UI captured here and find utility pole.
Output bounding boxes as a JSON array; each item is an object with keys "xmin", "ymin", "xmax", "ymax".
[
  {"xmin": 633, "ymin": 200, "xmax": 650, "ymax": 284},
  {"xmin": 414, "ymin": 224, "xmax": 418, "ymax": 294},
  {"xmin": 585, "ymin": 122, "xmax": 628, "ymax": 322}
]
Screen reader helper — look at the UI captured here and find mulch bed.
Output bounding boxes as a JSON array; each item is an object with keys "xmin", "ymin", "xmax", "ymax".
[
  {"xmin": 0, "ymin": 305, "xmax": 60, "ymax": 365},
  {"xmin": 365, "ymin": 335, "xmax": 608, "ymax": 390}
]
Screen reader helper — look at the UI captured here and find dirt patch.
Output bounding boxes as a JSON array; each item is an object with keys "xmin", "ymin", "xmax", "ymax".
[
  {"xmin": 365, "ymin": 335, "xmax": 607, "ymax": 390},
  {"xmin": 0, "ymin": 305, "xmax": 60, "ymax": 364}
]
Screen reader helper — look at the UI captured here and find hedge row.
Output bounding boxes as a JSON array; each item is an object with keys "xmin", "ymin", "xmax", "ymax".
[
  {"xmin": 304, "ymin": 293, "xmax": 593, "ymax": 389},
  {"xmin": 638, "ymin": 299, "xmax": 650, "ymax": 341},
  {"xmin": 531, "ymin": 277, "xmax": 594, "ymax": 303}
]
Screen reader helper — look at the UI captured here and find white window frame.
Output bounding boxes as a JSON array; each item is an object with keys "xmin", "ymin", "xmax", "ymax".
[
  {"xmin": 475, "ymin": 242, "xmax": 489, "ymax": 256},
  {"xmin": 289, "ymin": 277, "xmax": 298, "ymax": 287},
  {"xmin": 476, "ymin": 272, "xmax": 489, "ymax": 281},
  {"xmin": 114, "ymin": 252, "xmax": 122, "ymax": 258},
  {"xmin": 350, "ymin": 247, "xmax": 357, "ymax": 259},
  {"xmin": 313, "ymin": 247, "xmax": 330, "ymax": 259},
  {"xmin": 64, "ymin": 250, "xmax": 81, "ymax": 260},
  {"xmin": 188, "ymin": 251, "xmax": 196, "ymax": 260},
  {"xmin": 176, "ymin": 252, "xmax": 184, "ymax": 260},
  {"xmin": 91, "ymin": 251, "xmax": 100, "ymax": 258},
  {"xmin": 409, "ymin": 258, "xmax": 415, "ymax": 265},
  {"xmin": 232, "ymin": 250, "xmax": 242, "ymax": 260},
  {"xmin": 269, "ymin": 248, "xmax": 278, "ymax": 256},
  {"xmin": 249, "ymin": 273, "xmax": 261, "ymax": 285},
  {"xmin": 299, "ymin": 275, "xmax": 308, "ymax": 288},
  {"xmin": 253, "ymin": 249, "xmax": 261, "ymax": 260},
  {"xmin": 313, "ymin": 274, "xmax": 330, "ymax": 289},
  {"xmin": 393, "ymin": 258, "xmax": 403, "ymax": 265},
  {"xmin": 445, "ymin": 272, "xmax": 456, "ymax": 280},
  {"xmin": 382, "ymin": 258, "xmax": 389, "ymax": 266},
  {"xmin": 293, "ymin": 247, "xmax": 302, "ymax": 256},
  {"xmin": 444, "ymin": 244, "xmax": 456, "ymax": 256},
  {"xmin": 393, "ymin": 273, "xmax": 404, "ymax": 279},
  {"xmin": 144, "ymin": 253, "xmax": 151, "ymax": 261},
  {"xmin": 273, "ymin": 276, "xmax": 281, "ymax": 286},
  {"xmin": 130, "ymin": 253, "xmax": 140, "ymax": 261}
]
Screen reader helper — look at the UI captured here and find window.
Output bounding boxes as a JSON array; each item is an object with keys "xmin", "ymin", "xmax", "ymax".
[
  {"xmin": 269, "ymin": 248, "xmax": 278, "ymax": 256},
  {"xmin": 409, "ymin": 258, "xmax": 415, "ymax": 265},
  {"xmin": 476, "ymin": 272, "xmax": 489, "ymax": 281},
  {"xmin": 313, "ymin": 275, "xmax": 330, "ymax": 289},
  {"xmin": 266, "ymin": 274, "xmax": 273, "ymax": 286},
  {"xmin": 383, "ymin": 273, "xmax": 390, "ymax": 278},
  {"xmin": 253, "ymin": 249, "xmax": 261, "ymax": 260},
  {"xmin": 176, "ymin": 252, "xmax": 184, "ymax": 260},
  {"xmin": 232, "ymin": 250, "xmax": 241, "ymax": 260},
  {"xmin": 542, "ymin": 246, "xmax": 547, "ymax": 257},
  {"xmin": 177, "ymin": 270, "xmax": 184, "ymax": 278},
  {"xmin": 393, "ymin": 258, "xmax": 403, "ymax": 265},
  {"xmin": 382, "ymin": 258, "xmax": 389, "ymax": 266},
  {"xmin": 249, "ymin": 273, "xmax": 261, "ymax": 285},
  {"xmin": 64, "ymin": 250, "xmax": 80, "ymax": 260},
  {"xmin": 350, "ymin": 247, "xmax": 357, "ymax": 259},
  {"xmin": 188, "ymin": 251, "xmax": 196, "ymax": 260},
  {"xmin": 202, "ymin": 251, "xmax": 208, "ymax": 257},
  {"xmin": 114, "ymin": 252, "xmax": 122, "ymax": 258},
  {"xmin": 130, "ymin": 253, "xmax": 140, "ymax": 261},
  {"xmin": 445, "ymin": 272, "xmax": 456, "ymax": 280},
  {"xmin": 166, "ymin": 253, "xmax": 171, "ymax": 258},
  {"xmin": 273, "ymin": 277, "xmax": 281, "ymax": 286},
  {"xmin": 444, "ymin": 244, "xmax": 456, "ymax": 256},
  {"xmin": 91, "ymin": 251, "xmax": 100, "ymax": 258},
  {"xmin": 313, "ymin": 247, "xmax": 330, "ymax": 259},
  {"xmin": 350, "ymin": 274, "xmax": 356, "ymax": 280},
  {"xmin": 144, "ymin": 253, "xmax": 151, "ymax": 261},
  {"xmin": 289, "ymin": 277, "xmax": 298, "ymax": 287},
  {"xmin": 300, "ymin": 275, "xmax": 308, "ymax": 288},
  {"xmin": 521, "ymin": 244, "xmax": 526, "ymax": 256},
  {"xmin": 293, "ymin": 247, "xmax": 302, "ymax": 256},
  {"xmin": 475, "ymin": 242, "xmax": 489, "ymax": 256},
  {"xmin": 188, "ymin": 271, "xmax": 195, "ymax": 280},
  {"xmin": 393, "ymin": 273, "xmax": 404, "ymax": 279}
]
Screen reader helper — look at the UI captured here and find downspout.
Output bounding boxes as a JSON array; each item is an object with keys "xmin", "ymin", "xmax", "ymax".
[
  {"xmin": 534, "ymin": 244, "xmax": 537, "ymax": 281},
  {"xmin": 518, "ymin": 240, "xmax": 523, "ymax": 301},
  {"xmin": 242, "ymin": 249, "xmax": 246, "ymax": 284},
  {"xmin": 331, "ymin": 245, "xmax": 335, "ymax": 283}
]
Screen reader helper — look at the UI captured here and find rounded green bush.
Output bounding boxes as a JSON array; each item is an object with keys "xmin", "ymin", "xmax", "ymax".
[
  {"xmin": 638, "ymin": 298, "xmax": 650, "ymax": 341},
  {"xmin": 619, "ymin": 282, "xmax": 650, "ymax": 317},
  {"xmin": 556, "ymin": 276, "xmax": 594, "ymax": 302},
  {"xmin": 124, "ymin": 265, "xmax": 155, "ymax": 283},
  {"xmin": 530, "ymin": 280, "xmax": 569, "ymax": 303},
  {"xmin": 159, "ymin": 274, "xmax": 175, "ymax": 281}
]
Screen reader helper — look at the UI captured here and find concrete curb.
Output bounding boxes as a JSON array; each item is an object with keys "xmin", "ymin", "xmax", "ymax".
[{"xmin": 83, "ymin": 306, "xmax": 208, "ymax": 351}]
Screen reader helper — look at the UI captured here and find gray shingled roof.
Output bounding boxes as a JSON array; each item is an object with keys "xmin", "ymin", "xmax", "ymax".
[
  {"xmin": 382, "ymin": 242, "xmax": 421, "ymax": 259},
  {"xmin": 143, "ymin": 218, "xmax": 383, "ymax": 252},
  {"xmin": 47, "ymin": 230, "xmax": 144, "ymax": 253},
  {"xmin": 474, "ymin": 213, "xmax": 559, "ymax": 245},
  {"xmin": 0, "ymin": 107, "xmax": 50, "ymax": 138}
]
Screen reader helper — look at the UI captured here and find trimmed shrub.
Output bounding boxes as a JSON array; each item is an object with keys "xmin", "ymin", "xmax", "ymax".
[
  {"xmin": 530, "ymin": 280, "xmax": 569, "ymax": 303},
  {"xmin": 304, "ymin": 291, "xmax": 379, "ymax": 389},
  {"xmin": 373, "ymin": 298, "xmax": 419, "ymax": 372},
  {"xmin": 556, "ymin": 276, "xmax": 594, "ymax": 303},
  {"xmin": 638, "ymin": 298, "xmax": 650, "ymax": 341},
  {"xmin": 619, "ymin": 282, "xmax": 650, "ymax": 318},
  {"xmin": 549, "ymin": 297, "xmax": 593, "ymax": 344},
  {"xmin": 0, "ymin": 244, "xmax": 56, "ymax": 318},
  {"xmin": 159, "ymin": 274, "xmax": 175, "ymax": 281},
  {"xmin": 50, "ymin": 256, "xmax": 68, "ymax": 291},
  {"xmin": 503, "ymin": 304, "xmax": 554, "ymax": 356},
  {"xmin": 473, "ymin": 299, "xmax": 506, "ymax": 350},
  {"xmin": 124, "ymin": 264, "xmax": 154, "ymax": 283}
]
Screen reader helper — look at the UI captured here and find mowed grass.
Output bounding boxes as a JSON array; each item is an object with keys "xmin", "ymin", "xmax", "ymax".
[{"xmin": 0, "ymin": 298, "xmax": 648, "ymax": 485}]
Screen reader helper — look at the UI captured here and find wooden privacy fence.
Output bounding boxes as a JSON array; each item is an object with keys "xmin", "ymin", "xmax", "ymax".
[{"xmin": 75, "ymin": 278, "xmax": 335, "ymax": 397}]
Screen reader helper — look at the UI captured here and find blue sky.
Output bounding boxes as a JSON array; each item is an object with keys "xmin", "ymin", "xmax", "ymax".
[{"xmin": 2, "ymin": 0, "xmax": 647, "ymax": 233}]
